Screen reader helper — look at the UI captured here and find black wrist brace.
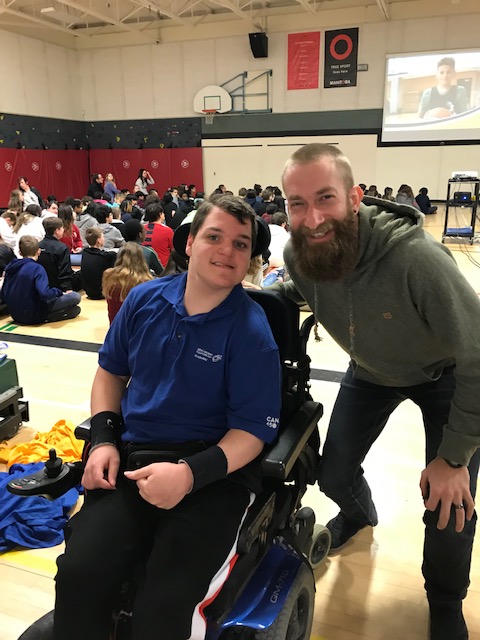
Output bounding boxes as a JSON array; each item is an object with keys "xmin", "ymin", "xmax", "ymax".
[
  {"xmin": 90, "ymin": 411, "xmax": 122, "ymax": 449},
  {"xmin": 181, "ymin": 445, "xmax": 228, "ymax": 492}
]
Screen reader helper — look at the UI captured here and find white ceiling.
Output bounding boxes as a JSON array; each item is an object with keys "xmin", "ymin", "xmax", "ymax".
[{"xmin": 0, "ymin": 0, "xmax": 476, "ymax": 46}]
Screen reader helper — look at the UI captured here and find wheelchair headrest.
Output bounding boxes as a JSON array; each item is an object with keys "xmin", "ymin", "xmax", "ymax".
[{"xmin": 173, "ymin": 215, "xmax": 271, "ymax": 260}]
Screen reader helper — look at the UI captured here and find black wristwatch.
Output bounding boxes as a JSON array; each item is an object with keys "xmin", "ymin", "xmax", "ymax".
[{"xmin": 443, "ymin": 458, "xmax": 464, "ymax": 469}]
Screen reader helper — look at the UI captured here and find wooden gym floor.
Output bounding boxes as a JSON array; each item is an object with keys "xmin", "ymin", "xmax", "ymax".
[{"xmin": 1, "ymin": 207, "xmax": 480, "ymax": 640}]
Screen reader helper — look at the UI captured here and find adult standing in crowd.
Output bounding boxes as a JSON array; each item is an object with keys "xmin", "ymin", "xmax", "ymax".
[
  {"xmin": 134, "ymin": 168, "xmax": 154, "ymax": 195},
  {"xmin": 272, "ymin": 142, "xmax": 480, "ymax": 640}
]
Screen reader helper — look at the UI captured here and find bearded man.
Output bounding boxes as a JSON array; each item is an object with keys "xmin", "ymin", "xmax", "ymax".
[{"xmin": 270, "ymin": 143, "xmax": 480, "ymax": 640}]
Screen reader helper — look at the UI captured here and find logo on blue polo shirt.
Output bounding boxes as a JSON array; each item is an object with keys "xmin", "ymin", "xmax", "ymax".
[
  {"xmin": 266, "ymin": 416, "xmax": 279, "ymax": 429},
  {"xmin": 195, "ymin": 347, "xmax": 223, "ymax": 363}
]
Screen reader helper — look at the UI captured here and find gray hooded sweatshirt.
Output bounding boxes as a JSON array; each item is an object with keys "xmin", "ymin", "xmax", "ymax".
[{"xmin": 272, "ymin": 197, "xmax": 480, "ymax": 465}]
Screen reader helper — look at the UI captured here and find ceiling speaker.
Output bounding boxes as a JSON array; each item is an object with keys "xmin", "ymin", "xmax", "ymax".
[{"xmin": 249, "ymin": 32, "xmax": 268, "ymax": 58}]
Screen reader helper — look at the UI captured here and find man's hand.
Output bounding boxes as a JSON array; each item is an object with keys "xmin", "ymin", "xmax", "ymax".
[
  {"xmin": 82, "ymin": 445, "xmax": 120, "ymax": 491},
  {"xmin": 420, "ymin": 457, "xmax": 475, "ymax": 532},
  {"xmin": 124, "ymin": 462, "xmax": 193, "ymax": 509}
]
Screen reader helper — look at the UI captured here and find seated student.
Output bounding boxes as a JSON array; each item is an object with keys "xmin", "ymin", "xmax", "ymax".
[
  {"xmin": 110, "ymin": 207, "xmax": 126, "ymax": 238},
  {"xmin": 14, "ymin": 204, "xmax": 45, "ymax": 257},
  {"xmin": 38, "ymin": 217, "xmax": 82, "ymax": 292},
  {"xmin": 267, "ymin": 211, "xmax": 290, "ymax": 269},
  {"xmin": 94, "ymin": 205, "xmax": 126, "ymax": 250},
  {"xmin": 102, "ymin": 241, "xmax": 154, "ymax": 324},
  {"xmin": 382, "ymin": 186, "xmax": 395, "ymax": 202},
  {"xmin": 41, "ymin": 201, "xmax": 59, "ymax": 219},
  {"xmin": 53, "ymin": 195, "xmax": 281, "ymax": 640},
  {"xmin": 3, "ymin": 236, "xmax": 81, "ymax": 324},
  {"xmin": 80, "ymin": 228, "xmax": 117, "ymax": 300},
  {"xmin": 58, "ymin": 205, "xmax": 83, "ymax": 266},
  {"xmin": 395, "ymin": 184, "xmax": 420, "ymax": 210},
  {"xmin": 0, "ymin": 211, "xmax": 18, "ymax": 250},
  {"xmin": 142, "ymin": 202, "xmax": 173, "ymax": 268},
  {"xmin": 123, "ymin": 219, "xmax": 163, "ymax": 276},
  {"xmin": 416, "ymin": 187, "xmax": 438, "ymax": 215},
  {"xmin": 76, "ymin": 202, "xmax": 98, "ymax": 245}
]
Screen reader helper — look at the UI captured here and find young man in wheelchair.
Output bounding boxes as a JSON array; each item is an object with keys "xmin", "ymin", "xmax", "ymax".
[{"xmin": 53, "ymin": 195, "xmax": 281, "ymax": 640}]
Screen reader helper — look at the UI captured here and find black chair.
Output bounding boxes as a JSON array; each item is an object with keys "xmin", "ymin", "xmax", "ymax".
[{"xmin": 9, "ymin": 290, "xmax": 330, "ymax": 640}]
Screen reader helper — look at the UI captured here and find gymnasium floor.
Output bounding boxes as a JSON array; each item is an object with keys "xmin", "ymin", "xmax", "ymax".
[{"xmin": 1, "ymin": 208, "xmax": 480, "ymax": 640}]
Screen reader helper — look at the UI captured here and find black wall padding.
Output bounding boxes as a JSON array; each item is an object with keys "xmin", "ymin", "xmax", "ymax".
[{"xmin": 249, "ymin": 32, "xmax": 268, "ymax": 58}]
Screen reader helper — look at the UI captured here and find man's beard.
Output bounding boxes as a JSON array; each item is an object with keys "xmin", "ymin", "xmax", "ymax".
[{"xmin": 290, "ymin": 205, "xmax": 359, "ymax": 282}]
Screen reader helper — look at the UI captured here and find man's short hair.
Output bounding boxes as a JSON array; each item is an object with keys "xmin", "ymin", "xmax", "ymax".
[
  {"xmin": 19, "ymin": 235, "xmax": 39, "ymax": 258},
  {"xmin": 190, "ymin": 194, "xmax": 257, "ymax": 249},
  {"xmin": 271, "ymin": 211, "xmax": 288, "ymax": 226},
  {"xmin": 238, "ymin": 187, "xmax": 247, "ymax": 198},
  {"xmin": 145, "ymin": 202, "xmax": 163, "ymax": 223},
  {"xmin": 94, "ymin": 205, "xmax": 111, "ymax": 224},
  {"xmin": 85, "ymin": 226, "xmax": 103, "ymax": 247},
  {"xmin": 283, "ymin": 143, "xmax": 354, "ymax": 193},
  {"xmin": 43, "ymin": 217, "xmax": 64, "ymax": 235},
  {"xmin": 123, "ymin": 219, "xmax": 144, "ymax": 242},
  {"xmin": 438, "ymin": 57, "xmax": 455, "ymax": 70}
]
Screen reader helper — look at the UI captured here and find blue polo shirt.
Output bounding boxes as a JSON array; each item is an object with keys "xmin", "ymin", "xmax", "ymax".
[{"xmin": 98, "ymin": 273, "xmax": 281, "ymax": 445}]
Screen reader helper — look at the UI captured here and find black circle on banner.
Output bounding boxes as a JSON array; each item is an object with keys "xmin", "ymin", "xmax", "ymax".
[{"xmin": 329, "ymin": 34, "xmax": 353, "ymax": 61}]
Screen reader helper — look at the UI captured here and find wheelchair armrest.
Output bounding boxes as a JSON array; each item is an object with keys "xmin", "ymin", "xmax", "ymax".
[
  {"xmin": 261, "ymin": 400, "xmax": 323, "ymax": 481},
  {"xmin": 75, "ymin": 419, "xmax": 92, "ymax": 441}
]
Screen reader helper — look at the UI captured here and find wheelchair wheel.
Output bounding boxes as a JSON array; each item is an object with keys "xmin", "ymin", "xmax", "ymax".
[
  {"xmin": 253, "ymin": 562, "xmax": 314, "ymax": 640},
  {"xmin": 18, "ymin": 610, "xmax": 54, "ymax": 639},
  {"xmin": 308, "ymin": 524, "xmax": 331, "ymax": 569}
]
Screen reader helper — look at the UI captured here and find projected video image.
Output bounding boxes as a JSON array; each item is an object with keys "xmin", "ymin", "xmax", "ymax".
[{"xmin": 382, "ymin": 50, "xmax": 480, "ymax": 143}]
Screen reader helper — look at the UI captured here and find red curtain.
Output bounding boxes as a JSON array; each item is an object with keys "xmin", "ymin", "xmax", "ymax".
[
  {"xmin": 0, "ymin": 148, "xmax": 204, "ymax": 207},
  {"xmin": 89, "ymin": 148, "xmax": 204, "ymax": 196},
  {"xmin": 0, "ymin": 149, "xmax": 89, "ymax": 207}
]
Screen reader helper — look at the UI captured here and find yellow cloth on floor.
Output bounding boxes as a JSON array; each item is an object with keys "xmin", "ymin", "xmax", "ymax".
[{"xmin": 2, "ymin": 419, "xmax": 84, "ymax": 467}]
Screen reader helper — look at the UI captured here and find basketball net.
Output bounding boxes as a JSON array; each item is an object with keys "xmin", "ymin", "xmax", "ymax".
[{"xmin": 202, "ymin": 109, "xmax": 217, "ymax": 125}]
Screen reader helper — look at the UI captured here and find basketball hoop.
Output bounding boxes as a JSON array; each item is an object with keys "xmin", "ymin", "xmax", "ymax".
[{"xmin": 202, "ymin": 109, "xmax": 217, "ymax": 125}]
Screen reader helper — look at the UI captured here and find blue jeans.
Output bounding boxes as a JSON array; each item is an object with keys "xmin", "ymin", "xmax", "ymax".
[
  {"xmin": 319, "ymin": 365, "xmax": 479, "ymax": 603},
  {"xmin": 47, "ymin": 292, "xmax": 81, "ymax": 322}
]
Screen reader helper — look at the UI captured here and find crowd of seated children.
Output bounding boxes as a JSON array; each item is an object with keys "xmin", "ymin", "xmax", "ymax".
[
  {"xmin": 80, "ymin": 227, "xmax": 117, "ymax": 300},
  {"xmin": 94, "ymin": 205, "xmax": 125, "ymax": 250},
  {"xmin": 142, "ymin": 202, "xmax": 173, "ymax": 268},
  {"xmin": 102, "ymin": 241, "xmax": 153, "ymax": 324},
  {"xmin": 2, "ymin": 235, "xmax": 81, "ymax": 324},
  {"xmin": 38, "ymin": 217, "xmax": 82, "ymax": 292},
  {"xmin": 123, "ymin": 219, "xmax": 163, "ymax": 276},
  {"xmin": 13, "ymin": 205, "xmax": 45, "ymax": 257}
]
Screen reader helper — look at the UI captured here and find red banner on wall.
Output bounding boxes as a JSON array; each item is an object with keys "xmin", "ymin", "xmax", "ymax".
[{"xmin": 287, "ymin": 32, "xmax": 321, "ymax": 90}]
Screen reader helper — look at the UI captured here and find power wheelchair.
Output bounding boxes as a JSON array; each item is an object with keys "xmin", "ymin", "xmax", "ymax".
[{"xmin": 8, "ymin": 289, "xmax": 330, "ymax": 640}]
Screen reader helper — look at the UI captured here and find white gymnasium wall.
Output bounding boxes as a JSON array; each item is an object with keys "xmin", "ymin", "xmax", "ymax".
[
  {"xmin": 0, "ymin": 30, "xmax": 82, "ymax": 120},
  {"xmin": 202, "ymin": 138, "xmax": 479, "ymax": 200},
  {"xmin": 1, "ymin": 8, "xmax": 479, "ymax": 198}
]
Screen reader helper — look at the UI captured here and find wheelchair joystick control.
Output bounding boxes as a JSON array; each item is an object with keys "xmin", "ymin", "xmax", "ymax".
[{"xmin": 45, "ymin": 448, "xmax": 63, "ymax": 478}]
